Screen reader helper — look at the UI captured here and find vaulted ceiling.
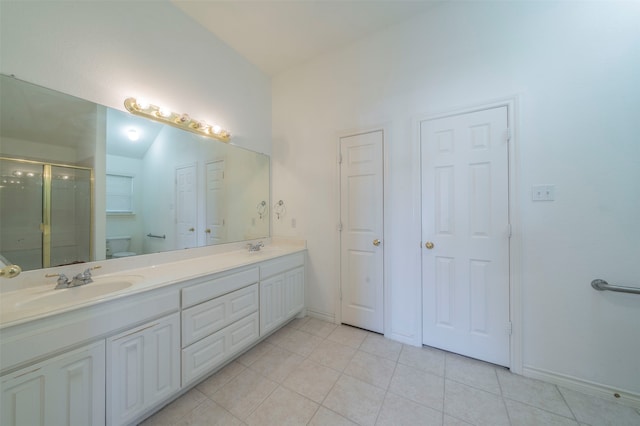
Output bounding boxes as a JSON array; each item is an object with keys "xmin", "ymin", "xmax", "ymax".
[{"xmin": 172, "ymin": 1, "xmax": 441, "ymax": 76}]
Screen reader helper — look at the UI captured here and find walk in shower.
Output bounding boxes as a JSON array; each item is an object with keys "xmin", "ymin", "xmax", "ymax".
[{"xmin": 0, "ymin": 158, "xmax": 92, "ymax": 271}]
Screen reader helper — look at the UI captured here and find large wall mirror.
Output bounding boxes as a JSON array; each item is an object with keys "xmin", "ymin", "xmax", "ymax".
[{"xmin": 0, "ymin": 74, "xmax": 270, "ymax": 272}]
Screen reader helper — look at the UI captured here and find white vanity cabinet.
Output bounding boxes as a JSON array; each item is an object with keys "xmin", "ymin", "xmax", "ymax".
[
  {"xmin": 1, "ymin": 341, "xmax": 106, "ymax": 426},
  {"xmin": 260, "ymin": 252, "xmax": 305, "ymax": 336},
  {"xmin": 181, "ymin": 267, "xmax": 260, "ymax": 386},
  {"xmin": 106, "ymin": 313, "xmax": 180, "ymax": 426}
]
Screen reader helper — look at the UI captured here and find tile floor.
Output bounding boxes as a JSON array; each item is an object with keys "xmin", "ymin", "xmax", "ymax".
[{"xmin": 141, "ymin": 317, "xmax": 640, "ymax": 426}]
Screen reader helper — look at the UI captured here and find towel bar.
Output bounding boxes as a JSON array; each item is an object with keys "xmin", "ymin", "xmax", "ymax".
[
  {"xmin": 591, "ymin": 279, "xmax": 640, "ymax": 295},
  {"xmin": 146, "ymin": 233, "xmax": 166, "ymax": 239}
]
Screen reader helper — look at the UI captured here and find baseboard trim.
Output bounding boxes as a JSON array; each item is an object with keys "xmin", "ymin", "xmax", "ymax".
[
  {"xmin": 306, "ymin": 309, "xmax": 335, "ymax": 323},
  {"xmin": 523, "ymin": 365, "xmax": 640, "ymax": 408}
]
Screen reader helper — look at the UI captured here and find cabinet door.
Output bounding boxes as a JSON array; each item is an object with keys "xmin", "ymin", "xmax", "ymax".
[
  {"xmin": 144, "ymin": 316, "xmax": 180, "ymax": 408},
  {"xmin": 1, "ymin": 341, "xmax": 105, "ymax": 426},
  {"xmin": 260, "ymin": 274, "xmax": 285, "ymax": 335},
  {"xmin": 49, "ymin": 341, "xmax": 106, "ymax": 426},
  {"xmin": 108, "ymin": 313, "xmax": 180, "ymax": 426},
  {"xmin": 1, "ymin": 366, "xmax": 46, "ymax": 426},
  {"xmin": 284, "ymin": 267, "xmax": 305, "ymax": 318}
]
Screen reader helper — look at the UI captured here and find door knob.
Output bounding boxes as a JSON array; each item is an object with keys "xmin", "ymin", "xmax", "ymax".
[
  {"xmin": 425, "ymin": 241, "xmax": 434, "ymax": 249},
  {"xmin": 373, "ymin": 239, "xmax": 381, "ymax": 246}
]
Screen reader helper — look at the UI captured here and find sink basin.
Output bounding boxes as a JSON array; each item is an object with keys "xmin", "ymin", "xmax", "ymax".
[{"xmin": 15, "ymin": 275, "xmax": 144, "ymax": 310}]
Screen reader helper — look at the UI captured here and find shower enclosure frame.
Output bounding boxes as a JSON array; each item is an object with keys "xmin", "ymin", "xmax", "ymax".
[{"xmin": 0, "ymin": 156, "xmax": 94, "ymax": 269}]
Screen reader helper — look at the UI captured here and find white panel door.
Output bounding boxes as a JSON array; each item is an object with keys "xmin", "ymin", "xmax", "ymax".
[
  {"xmin": 205, "ymin": 160, "xmax": 227, "ymax": 244},
  {"xmin": 421, "ymin": 107, "xmax": 510, "ymax": 366},
  {"xmin": 340, "ymin": 131, "xmax": 384, "ymax": 333},
  {"xmin": 176, "ymin": 164, "xmax": 197, "ymax": 249}
]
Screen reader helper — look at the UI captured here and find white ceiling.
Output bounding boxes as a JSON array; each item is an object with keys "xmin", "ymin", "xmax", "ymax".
[{"xmin": 172, "ymin": 0, "xmax": 441, "ymax": 76}]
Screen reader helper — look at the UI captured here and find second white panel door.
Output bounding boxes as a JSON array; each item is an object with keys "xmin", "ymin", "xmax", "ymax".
[
  {"xmin": 421, "ymin": 106, "xmax": 510, "ymax": 366},
  {"xmin": 340, "ymin": 130, "xmax": 384, "ymax": 333},
  {"xmin": 176, "ymin": 164, "xmax": 197, "ymax": 249}
]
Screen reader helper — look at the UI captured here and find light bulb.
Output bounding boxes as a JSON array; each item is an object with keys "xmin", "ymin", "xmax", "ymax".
[
  {"xmin": 158, "ymin": 107, "xmax": 172, "ymax": 118},
  {"xmin": 212, "ymin": 125, "xmax": 222, "ymax": 134},
  {"xmin": 127, "ymin": 128, "xmax": 139, "ymax": 141},
  {"xmin": 135, "ymin": 98, "xmax": 149, "ymax": 109}
]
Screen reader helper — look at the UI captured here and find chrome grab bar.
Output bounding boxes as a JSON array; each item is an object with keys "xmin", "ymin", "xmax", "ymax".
[
  {"xmin": 591, "ymin": 279, "xmax": 640, "ymax": 295},
  {"xmin": 146, "ymin": 233, "xmax": 166, "ymax": 239}
]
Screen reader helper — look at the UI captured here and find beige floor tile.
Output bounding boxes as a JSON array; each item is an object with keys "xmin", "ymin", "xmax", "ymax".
[
  {"xmin": 497, "ymin": 369, "xmax": 573, "ymax": 417},
  {"xmin": 323, "ymin": 374, "xmax": 386, "ymax": 426},
  {"xmin": 265, "ymin": 325, "xmax": 295, "ymax": 346},
  {"xmin": 175, "ymin": 399, "xmax": 243, "ymax": 426},
  {"xmin": 248, "ymin": 345, "xmax": 305, "ymax": 383},
  {"xmin": 272, "ymin": 328, "xmax": 324, "ymax": 357},
  {"xmin": 282, "ymin": 358, "xmax": 340, "ymax": 403},
  {"xmin": 505, "ymin": 399, "xmax": 579, "ymax": 426},
  {"xmin": 398, "ymin": 344, "xmax": 446, "ymax": 377},
  {"xmin": 236, "ymin": 341, "xmax": 275, "ymax": 367},
  {"xmin": 308, "ymin": 339, "xmax": 357, "ymax": 371},
  {"xmin": 286, "ymin": 315, "xmax": 311, "ymax": 330},
  {"xmin": 445, "ymin": 353, "xmax": 501, "ymax": 395},
  {"xmin": 211, "ymin": 368, "xmax": 278, "ymax": 420},
  {"xmin": 559, "ymin": 387, "xmax": 640, "ymax": 426},
  {"xmin": 298, "ymin": 317, "xmax": 338, "ymax": 338},
  {"xmin": 344, "ymin": 350, "xmax": 397, "ymax": 389},
  {"xmin": 389, "ymin": 363, "xmax": 445, "ymax": 411},
  {"xmin": 443, "ymin": 415, "xmax": 473, "ymax": 425},
  {"xmin": 360, "ymin": 333, "xmax": 402, "ymax": 361},
  {"xmin": 327, "ymin": 324, "xmax": 368, "ymax": 348},
  {"xmin": 376, "ymin": 392, "xmax": 443, "ymax": 426},
  {"xmin": 308, "ymin": 406, "xmax": 357, "ymax": 426},
  {"xmin": 140, "ymin": 388, "xmax": 207, "ymax": 425},
  {"xmin": 245, "ymin": 386, "xmax": 318, "ymax": 426},
  {"xmin": 196, "ymin": 361, "xmax": 246, "ymax": 398},
  {"xmin": 444, "ymin": 379, "xmax": 510, "ymax": 426}
]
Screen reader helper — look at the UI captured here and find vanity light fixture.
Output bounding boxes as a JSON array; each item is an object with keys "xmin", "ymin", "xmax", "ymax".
[{"xmin": 124, "ymin": 97, "xmax": 231, "ymax": 142}]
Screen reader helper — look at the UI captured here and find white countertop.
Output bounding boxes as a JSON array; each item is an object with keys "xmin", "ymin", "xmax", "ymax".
[{"xmin": 0, "ymin": 240, "xmax": 306, "ymax": 329}]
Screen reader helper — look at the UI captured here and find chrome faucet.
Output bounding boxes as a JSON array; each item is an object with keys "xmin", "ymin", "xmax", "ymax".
[
  {"xmin": 247, "ymin": 241, "xmax": 264, "ymax": 252},
  {"xmin": 48, "ymin": 266, "xmax": 101, "ymax": 289}
]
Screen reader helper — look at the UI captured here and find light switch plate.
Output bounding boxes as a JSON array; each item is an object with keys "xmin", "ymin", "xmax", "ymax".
[{"xmin": 532, "ymin": 185, "xmax": 555, "ymax": 201}]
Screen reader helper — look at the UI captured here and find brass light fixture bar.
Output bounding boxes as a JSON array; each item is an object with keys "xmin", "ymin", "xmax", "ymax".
[{"xmin": 124, "ymin": 97, "xmax": 231, "ymax": 143}]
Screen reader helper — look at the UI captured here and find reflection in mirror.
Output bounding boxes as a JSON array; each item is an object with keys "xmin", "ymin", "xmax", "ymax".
[{"xmin": 0, "ymin": 74, "xmax": 270, "ymax": 272}]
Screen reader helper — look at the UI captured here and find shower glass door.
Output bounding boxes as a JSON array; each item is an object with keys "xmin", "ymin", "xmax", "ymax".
[
  {"xmin": 0, "ymin": 158, "xmax": 92, "ymax": 271},
  {"xmin": 50, "ymin": 165, "xmax": 92, "ymax": 268},
  {"xmin": 0, "ymin": 159, "xmax": 44, "ymax": 270}
]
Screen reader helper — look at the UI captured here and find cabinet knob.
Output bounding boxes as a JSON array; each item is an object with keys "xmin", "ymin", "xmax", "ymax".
[{"xmin": 189, "ymin": 228, "xmax": 195, "ymax": 232}]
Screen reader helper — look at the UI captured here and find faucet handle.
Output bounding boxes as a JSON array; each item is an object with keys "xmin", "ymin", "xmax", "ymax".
[{"xmin": 46, "ymin": 273, "xmax": 70, "ymax": 289}]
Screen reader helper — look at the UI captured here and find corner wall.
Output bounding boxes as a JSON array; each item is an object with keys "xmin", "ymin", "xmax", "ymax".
[{"xmin": 271, "ymin": 1, "xmax": 640, "ymax": 397}]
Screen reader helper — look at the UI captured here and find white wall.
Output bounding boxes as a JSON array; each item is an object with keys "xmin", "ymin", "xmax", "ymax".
[
  {"xmin": 0, "ymin": 1, "xmax": 271, "ymax": 155},
  {"xmin": 272, "ymin": 1, "xmax": 640, "ymax": 397}
]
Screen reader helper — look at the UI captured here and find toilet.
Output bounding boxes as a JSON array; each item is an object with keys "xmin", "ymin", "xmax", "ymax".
[{"xmin": 106, "ymin": 236, "xmax": 136, "ymax": 258}]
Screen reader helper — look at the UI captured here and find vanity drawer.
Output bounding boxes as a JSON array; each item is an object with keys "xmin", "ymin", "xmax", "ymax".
[
  {"xmin": 181, "ymin": 267, "xmax": 259, "ymax": 308},
  {"xmin": 259, "ymin": 252, "xmax": 305, "ymax": 279},
  {"xmin": 181, "ymin": 283, "xmax": 258, "ymax": 347},
  {"xmin": 181, "ymin": 311, "xmax": 259, "ymax": 386}
]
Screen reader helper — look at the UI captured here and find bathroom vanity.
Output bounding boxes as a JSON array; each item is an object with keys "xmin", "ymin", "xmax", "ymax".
[{"xmin": 0, "ymin": 241, "xmax": 306, "ymax": 426}]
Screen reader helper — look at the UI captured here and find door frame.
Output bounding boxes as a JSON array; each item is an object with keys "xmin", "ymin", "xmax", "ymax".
[
  {"xmin": 336, "ymin": 124, "xmax": 391, "ymax": 336},
  {"xmin": 414, "ymin": 97, "xmax": 522, "ymax": 373}
]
